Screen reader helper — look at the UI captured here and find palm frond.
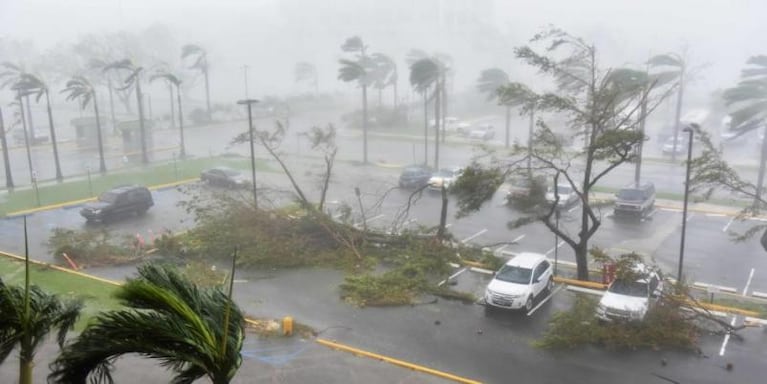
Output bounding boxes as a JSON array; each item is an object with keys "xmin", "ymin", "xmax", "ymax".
[
  {"xmin": 337, "ymin": 59, "xmax": 367, "ymax": 84},
  {"xmin": 341, "ymin": 36, "xmax": 365, "ymax": 53},
  {"xmin": 477, "ymin": 68, "xmax": 510, "ymax": 100},
  {"xmin": 409, "ymin": 58, "xmax": 439, "ymax": 93},
  {"xmin": 647, "ymin": 53, "xmax": 683, "ymax": 68}
]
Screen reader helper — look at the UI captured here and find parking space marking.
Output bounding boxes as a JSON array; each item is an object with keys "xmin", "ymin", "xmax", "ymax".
[
  {"xmin": 705, "ymin": 213, "xmax": 726, "ymax": 217},
  {"xmin": 661, "ymin": 207, "xmax": 682, "ymax": 213},
  {"xmin": 685, "ymin": 213, "xmax": 695, "ymax": 222},
  {"xmin": 723, "ymin": 217, "xmax": 735, "ymax": 232},
  {"xmin": 438, "ymin": 267, "xmax": 468, "ymax": 287},
  {"xmin": 567, "ymin": 205, "xmax": 578, "ymax": 213},
  {"xmin": 641, "ymin": 208, "xmax": 658, "ymax": 222},
  {"xmin": 365, "ymin": 214, "xmax": 385, "ymax": 223},
  {"xmin": 719, "ymin": 317, "xmax": 737, "ymax": 356},
  {"xmin": 545, "ymin": 240, "xmax": 565, "ymax": 256},
  {"xmin": 494, "ymin": 244, "xmax": 508, "ymax": 254},
  {"xmin": 511, "ymin": 234, "xmax": 526, "ymax": 244},
  {"xmin": 461, "ymin": 229, "xmax": 488, "ymax": 244},
  {"xmin": 743, "ymin": 268, "xmax": 755, "ymax": 296},
  {"xmin": 527, "ymin": 284, "xmax": 565, "ymax": 316}
]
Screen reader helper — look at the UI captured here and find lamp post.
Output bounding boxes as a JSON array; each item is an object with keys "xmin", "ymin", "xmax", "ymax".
[
  {"xmin": 237, "ymin": 99, "xmax": 259, "ymax": 209},
  {"xmin": 678, "ymin": 123, "xmax": 696, "ymax": 283}
]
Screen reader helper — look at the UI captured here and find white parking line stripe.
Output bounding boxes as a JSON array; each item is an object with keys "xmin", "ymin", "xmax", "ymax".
[
  {"xmin": 365, "ymin": 214, "xmax": 385, "ymax": 223},
  {"xmin": 645, "ymin": 209, "xmax": 658, "ymax": 218},
  {"xmin": 743, "ymin": 268, "xmax": 755, "ymax": 296},
  {"xmin": 567, "ymin": 206, "xmax": 577, "ymax": 213},
  {"xmin": 494, "ymin": 244, "xmax": 508, "ymax": 254},
  {"xmin": 686, "ymin": 213, "xmax": 695, "ymax": 222},
  {"xmin": 528, "ymin": 284, "xmax": 565, "ymax": 316},
  {"xmin": 661, "ymin": 208, "xmax": 682, "ymax": 212},
  {"xmin": 723, "ymin": 217, "xmax": 735, "ymax": 233},
  {"xmin": 438, "ymin": 267, "xmax": 467, "ymax": 287},
  {"xmin": 469, "ymin": 267, "xmax": 494, "ymax": 275},
  {"xmin": 461, "ymin": 229, "xmax": 488, "ymax": 244},
  {"xmin": 545, "ymin": 240, "xmax": 566, "ymax": 256},
  {"xmin": 512, "ymin": 234, "xmax": 526, "ymax": 243},
  {"xmin": 719, "ymin": 317, "xmax": 737, "ymax": 356},
  {"xmin": 706, "ymin": 213, "xmax": 726, "ymax": 217}
]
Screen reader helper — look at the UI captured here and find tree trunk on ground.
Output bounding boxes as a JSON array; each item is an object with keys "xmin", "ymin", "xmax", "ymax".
[
  {"xmin": 504, "ymin": 105, "xmax": 511, "ymax": 148},
  {"xmin": 362, "ymin": 85, "xmax": 368, "ymax": 164},
  {"xmin": 754, "ymin": 125, "xmax": 767, "ymax": 213},
  {"xmin": 671, "ymin": 68, "xmax": 685, "ymax": 162},
  {"xmin": 45, "ymin": 91, "xmax": 63, "ymax": 182},
  {"xmin": 93, "ymin": 94, "xmax": 106, "ymax": 174},
  {"xmin": 0, "ymin": 107, "xmax": 13, "ymax": 189}
]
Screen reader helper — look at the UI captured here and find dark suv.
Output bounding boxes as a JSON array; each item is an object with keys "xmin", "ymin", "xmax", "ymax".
[
  {"xmin": 613, "ymin": 183, "xmax": 655, "ymax": 217},
  {"xmin": 398, "ymin": 165, "xmax": 432, "ymax": 189},
  {"xmin": 81, "ymin": 185, "xmax": 154, "ymax": 222}
]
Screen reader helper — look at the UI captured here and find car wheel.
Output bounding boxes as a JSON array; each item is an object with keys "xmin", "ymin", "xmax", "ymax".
[{"xmin": 524, "ymin": 296, "xmax": 533, "ymax": 312}]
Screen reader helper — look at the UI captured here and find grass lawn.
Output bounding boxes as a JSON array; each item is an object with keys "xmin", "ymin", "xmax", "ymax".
[
  {"xmin": 1, "ymin": 155, "xmax": 271, "ymax": 216},
  {"xmin": 0, "ymin": 256, "xmax": 122, "ymax": 330}
]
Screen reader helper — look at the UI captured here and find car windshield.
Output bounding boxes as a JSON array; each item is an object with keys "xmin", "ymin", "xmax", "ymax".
[
  {"xmin": 99, "ymin": 192, "xmax": 118, "ymax": 203},
  {"xmin": 220, "ymin": 168, "xmax": 240, "ymax": 177},
  {"xmin": 435, "ymin": 169, "xmax": 455, "ymax": 177},
  {"xmin": 403, "ymin": 166, "xmax": 425, "ymax": 175},
  {"xmin": 608, "ymin": 280, "xmax": 648, "ymax": 297},
  {"xmin": 495, "ymin": 265, "xmax": 532, "ymax": 284},
  {"xmin": 617, "ymin": 189, "xmax": 643, "ymax": 200}
]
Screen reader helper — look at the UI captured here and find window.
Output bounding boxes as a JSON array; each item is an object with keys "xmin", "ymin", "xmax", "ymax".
[
  {"xmin": 495, "ymin": 265, "xmax": 533, "ymax": 284},
  {"xmin": 534, "ymin": 261, "xmax": 550, "ymax": 280}
]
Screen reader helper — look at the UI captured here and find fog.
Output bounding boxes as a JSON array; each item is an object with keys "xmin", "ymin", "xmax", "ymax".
[{"xmin": 2, "ymin": 0, "xmax": 765, "ymax": 106}]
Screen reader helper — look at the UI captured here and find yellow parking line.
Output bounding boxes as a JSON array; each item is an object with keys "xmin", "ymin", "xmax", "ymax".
[
  {"xmin": 316, "ymin": 338, "xmax": 482, "ymax": 384},
  {"xmin": 0, "ymin": 251, "xmax": 121, "ymax": 286}
]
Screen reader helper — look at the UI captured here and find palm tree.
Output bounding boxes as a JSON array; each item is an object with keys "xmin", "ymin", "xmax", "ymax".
[
  {"xmin": 497, "ymin": 83, "xmax": 539, "ymax": 172},
  {"xmin": 407, "ymin": 50, "xmax": 430, "ymax": 165},
  {"xmin": 0, "ymin": 218, "xmax": 83, "ymax": 384},
  {"xmin": 371, "ymin": 53, "xmax": 397, "ymax": 108},
  {"xmin": 294, "ymin": 61, "xmax": 318, "ymax": 94},
  {"xmin": 181, "ymin": 44, "xmax": 211, "ymax": 120},
  {"xmin": 410, "ymin": 57, "xmax": 447, "ymax": 169},
  {"xmin": 12, "ymin": 73, "xmax": 64, "ymax": 181},
  {"xmin": 62, "ymin": 75, "xmax": 107, "ymax": 173},
  {"xmin": 723, "ymin": 55, "xmax": 767, "ymax": 209},
  {"xmin": 103, "ymin": 59, "xmax": 149, "ymax": 164},
  {"xmin": 150, "ymin": 70, "xmax": 186, "ymax": 158},
  {"xmin": 0, "ymin": 62, "xmax": 37, "ymax": 139},
  {"xmin": 648, "ymin": 52, "xmax": 687, "ymax": 161},
  {"xmin": 0, "ymin": 106, "xmax": 13, "ymax": 189},
  {"xmin": 477, "ymin": 68, "xmax": 512, "ymax": 148},
  {"xmin": 88, "ymin": 59, "xmax": 121, "ymax": 132},
  {"xmin": 338, "ymin": 36, "xmax": 372, "ymax": 164},
  {"xmin": 49, "ymin": 262, "xmax": 245, "ymax": 384}
]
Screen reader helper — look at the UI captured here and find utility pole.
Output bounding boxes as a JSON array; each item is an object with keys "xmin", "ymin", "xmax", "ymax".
[{"xmin": 243, "ymin": 65, "xmax": 250, "ymax": 99}]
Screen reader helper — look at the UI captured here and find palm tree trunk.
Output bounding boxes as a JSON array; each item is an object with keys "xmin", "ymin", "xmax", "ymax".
[
  {"xmin": 634, "ymin": 98, "xmax": 648, "ymax": 186},
  {"xmin": 177, "ymin": 85, "xmax": 186, "ymax": 158},
  {"xmin": 93, "ymin": 93, "xmax": 107, "ymax": 174},
  {"xmin": 107, "ymin": 78, "xmax": 118, "ymax": 134},
  {"xmin": 754, "ymin": 125, "xmax": 767, "ymax": 212},
  {"xmin": 671, "ymin": 68, "xmax": 685, "ymax": 162},
  {"xmin": 135, "ymin": 79, "xmax": 149, "ymax": 164},
  {"xmin": 24, "ymin": 95, "xmax": 35, "ymax": 138},
  {"xmin": 19, "ymin": 356, "xmax": 33, "ymax": 384},
  {"xmin": 378, "ymin": 88, "xmax": 382, "ymax": 108},
  {"xmin": 17, "ymin": 93, "xmax": 35, "ymax": 184},
  {"xmin": 168, "ymin": 83, "xmax": 176, "ymax": 129},
  {"xmin": 423, "ymin": 91, "xmax": 428, "ymax": 166},
  {"xmin": 45, "ymin": 91, "xmax": 63, "ymax": 182},
  {"xmin": 504, "ymin": 105, "xmax": 511, "ymax": 148},
  {"xmin": 204, "ymin": 68, "xmax": 211, "ymax": 120},
  {"xmin": 362, "ymin": 84, "xmax": 368, "ymax": 164},
  {"xmin": 393, "ymin": 82, "xmax": 398, "ymax": 109},
  {"xmin": 434, "ymin": 79, "xmax": 441, "ymax": 169},
  {"xmin": 0, "ymin": 107, "xmax": 14, "ymax": 189},
  {"xmin": 441, "ymin": 74, "xmax": 447, "ymax": 143}
]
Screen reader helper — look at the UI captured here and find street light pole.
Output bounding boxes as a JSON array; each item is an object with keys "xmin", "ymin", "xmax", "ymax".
[
  {"xmin": 678, "ymin": 124, "xmax": 696, "ymax": 283},
  {"xmin": 237, "ymin": 99, "xmax": 259, "ymax": 209}
]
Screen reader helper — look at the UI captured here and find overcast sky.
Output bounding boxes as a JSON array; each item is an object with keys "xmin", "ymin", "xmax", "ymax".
[{"xmin": 1, "ymin": 0, "xmax": 765, "ymax": 100}]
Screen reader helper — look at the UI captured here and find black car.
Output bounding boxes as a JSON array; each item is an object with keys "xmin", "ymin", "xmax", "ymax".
[
  {"xmin": 398, "ymin": 165, "xmax": 432, "ymax": 189},
  {"xmin": 200, "ymin": 166, "xmax": 251, "ymax": 188},
  {"xmin": 80, "ymin": 185, "xmax": 154, "ymax": 222},
  {"xmin": 613, "ymin": 183, "xmax": 656, "ymax": 217}
]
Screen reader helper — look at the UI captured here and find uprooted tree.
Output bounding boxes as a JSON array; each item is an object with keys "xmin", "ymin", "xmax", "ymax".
[{"xmin": 451, "ymin": 28, "xmax": 677, "ymax": 280}]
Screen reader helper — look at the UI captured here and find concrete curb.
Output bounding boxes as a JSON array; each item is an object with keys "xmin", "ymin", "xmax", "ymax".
[{"xmin": 316, "ymin": 338, "xmax": 482, "ymax": 384}]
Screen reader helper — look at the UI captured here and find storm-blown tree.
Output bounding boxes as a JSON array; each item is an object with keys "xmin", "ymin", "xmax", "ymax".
[
  {"xmin": 338, "ymin": 36, "xmax": 372, "ymax": 164},
  {"xmin": 477, "ymin": 68, "xmax": 513, "ymax": 148},
  {"xmin": 49, "ymin": 262, "xmax": 245, "ymax": 384},
  {"xmin": 452, "ymin": 28, "xmax": 674, "ymax": 280},
  {"xmin": 62, "ymin": 75, "xmax": 107, "ymax": 173},
  {"xmin": 149, "ymin": 69, "xmax": 186, "ymax": 158},
  {"xmin": 0, "ymin": 107, "xmax": 13, "ymax": 189},
  {"xmin": 647, "ymin": 52, "xmax": 688, "ymax": 161},
  {"xmin": 181, "ymin": 44, "xmax": 211, "ymax": 120},
  {"xmin": 103, "ymin": 59, "xmax": 149, "ymax": 164},
  {"xmin": 406, "ymin": 49, "xmax": 431, "ymax": 165},
  {"xmin": 370, "ymin": 53, "xmax": 397, "ymax": 108},
  {"xmin": 410, "ymin": 55, "xmax": 449, "ymax": 169}
]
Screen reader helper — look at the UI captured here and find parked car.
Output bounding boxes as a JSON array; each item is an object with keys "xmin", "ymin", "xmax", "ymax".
[
  {"xmin": 596, "ymin": 264, "xmax": 663, "ymax": 322},
  {"xmin": 201, "ymin": 166, "xmax": 251, "ymax": 188},
  {"xmin": 80, "ymin": 185, "xmax": 154, "ymax": 223},
  {"xmin": 613, "ymin": 183, "xmax": 655, "ymax": 217},
  {"xmin": 545, "ymin": 184, "xmax": 578, "ymax": 208},
  {"xmin": 484, "ymin": 252, "xmax": 554, "ymax": 312},
  {"xmin": 12, "ymin": 129, "xmax": 49, "ymax": 145},
  {"xmin": 467, "ymin": 124, "xmax": 495, "ymax": 140},
  {"xmin": 427, "ymin": 167, "xmax": 464, "ymax": 191},
  {"xmin": 398, "ymin": 164, "xmax": 432, "ymax": 189},
  {"xmin": 506, "ymin": 175, "xmax": 547, "ymax": 200}
]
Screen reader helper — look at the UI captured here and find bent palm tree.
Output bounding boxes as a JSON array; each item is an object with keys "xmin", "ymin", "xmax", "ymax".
[
  {"xmin": 371, "ymin": 53, "xmax": 397, "ymax": 108},
  {"xmin": 648, "ymin": 53, "xmax": 686, "ymax": 161},
  {"xmin": 497, "ymin": 83, "xmax": 539, "ymax": 172},
  {"xmin": 0, "ymin": 219, "xmax": 82, "ymax": 384},
  {"xmin": 723, "ymin": 55, "xmax": 767, "ymax": 209},
  {"xmin": 477, "ymin": 68, "xmax": 511, "ymax": 147},
  {"xmin": 103, "ymin": 59, "xmax": 149, "ymax": 164},
  {"xmin": 338, "ymin": 58, "xmax": 372, "ymax": 164},
  {"xmin": 150, "ymin": 70, "xmax": 186, "ymax": 157},
  {"xmin": 49, "ymin": 262, "xmax": 245, "ymax": 384},
  {"xmin": 62, "ymin": 75, "xmax": 107, "ymax": 173},
  {"xmin": 181, "ymin": 44, "xmax": 211, "ymax": 120},
  {"xmin": 12, "ymin": 73, "xmax": 64, "ymax": 181},
  {"xmin": 0, "ymin": 62, "xmax": 37, "ymax": 139},
  {"xmin": 410, "ymin": 57, "xmax": 444, "ymax": 169},
  {"xmin": 407, "ymin": 50, "xmax": 430, "ymax": 165}
]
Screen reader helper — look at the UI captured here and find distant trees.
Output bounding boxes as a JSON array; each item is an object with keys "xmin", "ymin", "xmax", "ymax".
[
  {"xmin": 150, "ymin": 69, "xmax": 186, "ymax": 158},
  {"xmin": 181, "ymin": 44, "xmax": 211, "ymax": 120},
  {"xmin": 409, "ymin": 54, "xmax": 449, "ymax": 169},
  {"xmin": 370, "ymin": 53, "xmax": 398, "ymax": 108},
  {"xmin": 294, "ymin": 61, "xmax": 318, "ymax": 94},
  {"xmin": 338, "ymin": 36, "xmax": 372, "ymax": 164},
  {"xmin": 477, "ymin": 68, "xmax": 513, "ymax": 148},
  {"xmin": 647, "ymin": 52, "xmax": 688, "ymax": 161},
  {"xmin": 61, "ymin": 75, "xmax": 107, "ymax": 173},
  {"xmin": 103, "ymin": 59, "xmax": 149, "ymax": 164}
]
